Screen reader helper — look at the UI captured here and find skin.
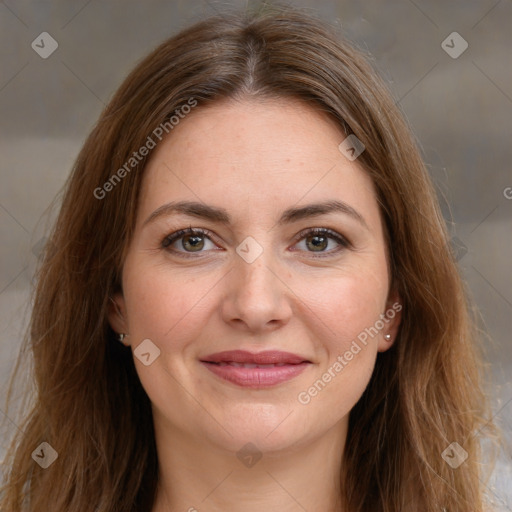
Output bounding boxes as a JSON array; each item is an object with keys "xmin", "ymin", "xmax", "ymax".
[{"xmin": 109, "ymin": 97, "xmax": 401, "ymax": 512}]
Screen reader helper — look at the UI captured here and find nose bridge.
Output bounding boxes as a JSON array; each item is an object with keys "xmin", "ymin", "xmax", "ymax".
[
  {"xmin": 235, "ymin": 238, "xmax": 280, "ymax": 301},
  {"xmin": 221, "ymin": 234, "xmax": 292, "ymax": 331}
]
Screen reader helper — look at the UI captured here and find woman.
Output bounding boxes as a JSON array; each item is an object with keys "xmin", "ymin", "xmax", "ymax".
[{"xmin": 0, "ymin": 5, "xmax": 495, "ymax": 511}]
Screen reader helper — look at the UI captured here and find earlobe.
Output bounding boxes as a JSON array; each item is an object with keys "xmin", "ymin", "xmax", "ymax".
[
  {"xmin": 108, "ymin": 294, "xmax": 130, "ymax": 346},
  {"xmin": 377, "ymin": 291, "xmax": 402, "ymax": 352}
]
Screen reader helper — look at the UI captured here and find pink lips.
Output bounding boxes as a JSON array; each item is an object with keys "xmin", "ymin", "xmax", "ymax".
[{"xmin": 200, "ymin": 350, "xmax": 311, "ymax": 388}]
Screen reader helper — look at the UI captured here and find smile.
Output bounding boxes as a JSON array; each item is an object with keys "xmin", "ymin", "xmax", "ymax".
[{"xmin": 215, "ymin": 362, "xmax": 289, "ymax": 368}]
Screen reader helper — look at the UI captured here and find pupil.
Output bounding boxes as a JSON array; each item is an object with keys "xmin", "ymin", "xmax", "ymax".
[
  {"xmin": 308, "ymin": 235, "xmax": 327, "ymax": 251},
  {"xmin": 183, "ymin": 234, "xmax": 204, "ymax": 251}
]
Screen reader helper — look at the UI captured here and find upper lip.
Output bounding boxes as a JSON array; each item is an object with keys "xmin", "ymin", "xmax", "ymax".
[{"xmin": 201, "ymin": 350, "xmax": 311, "ymax": 365}]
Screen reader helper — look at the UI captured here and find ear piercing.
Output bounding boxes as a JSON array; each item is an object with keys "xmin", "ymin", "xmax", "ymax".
[
  {"xmin": 384, "ymin": 334, "xmax": 392, "ymax": 341},
  {"xmin": 109, "ymin": 297, "xmax": 128, "ymax": 343}
]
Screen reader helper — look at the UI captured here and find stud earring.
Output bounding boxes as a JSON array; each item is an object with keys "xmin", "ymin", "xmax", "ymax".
[
  {"xmin": 117, "ymin": 333, "xmax": 127, "ymax": 342},
  {"xmin": 384, "ymin": 334, "xmax": 392, "ymax": 341}
]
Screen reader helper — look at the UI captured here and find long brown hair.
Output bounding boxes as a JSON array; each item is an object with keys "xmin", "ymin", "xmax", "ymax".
[{"xmin": 0, "ymin": 5, "xmax": 495, "ymax": 511}]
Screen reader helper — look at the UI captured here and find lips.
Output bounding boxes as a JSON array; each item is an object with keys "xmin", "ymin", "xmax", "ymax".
[
  {"xmin": 202, "ymin": 349, "xmax": 310, "ymax": 365},
  {"xmin": 200, "ymin": 350, "xmax": 312, "ymax": 388}
]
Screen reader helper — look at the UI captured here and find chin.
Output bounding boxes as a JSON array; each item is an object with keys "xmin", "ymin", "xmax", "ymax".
[{"xmin": 201, "ymin": 406, "xmax": 313, "ymax": 455}]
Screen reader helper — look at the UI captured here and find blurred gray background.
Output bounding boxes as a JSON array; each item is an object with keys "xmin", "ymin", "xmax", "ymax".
[{"xmin": 0, "ymin": 0, "xmax": 511, "ymax": 507}]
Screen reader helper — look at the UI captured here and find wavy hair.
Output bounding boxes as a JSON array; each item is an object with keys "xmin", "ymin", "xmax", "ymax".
[{"xmin": 0, "ymin": 5, "xmax": 495, "ymax": 511}]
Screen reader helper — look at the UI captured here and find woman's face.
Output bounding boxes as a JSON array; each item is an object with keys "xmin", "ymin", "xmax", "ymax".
[{"xmin": 110, "ymin": 97, "xmax": 400, "ymax": 455}]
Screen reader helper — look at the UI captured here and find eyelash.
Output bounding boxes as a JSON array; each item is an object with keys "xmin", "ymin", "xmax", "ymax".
[{"xmin": 161, "ymin": 226, "xmax": 350, "ymax": 259}]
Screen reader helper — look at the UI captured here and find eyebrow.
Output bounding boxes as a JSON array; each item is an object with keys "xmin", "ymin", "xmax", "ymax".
[{"xmin": 143, "ymin": 199, "xmax": 369, "ymax": 230}]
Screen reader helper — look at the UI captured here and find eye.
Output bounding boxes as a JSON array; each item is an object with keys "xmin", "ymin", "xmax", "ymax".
[
  {"xmin": 292, "ymin": 228, "xmax": 350, "ymax": 256},
  {"xmin": 161, "ymin": 226, "xmax": 350, "ymax": 259},
  {"xmin": 162, "ymin": 227, "xmax": 219, "ymax": 256}
]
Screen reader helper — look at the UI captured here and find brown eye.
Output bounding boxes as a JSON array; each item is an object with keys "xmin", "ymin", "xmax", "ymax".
[
  {"xmin": 181, "ymin": 233, "xmax": 205, "ymax": 252},
  {"xmin": 305, "ymin": 234, "xmax": 329, "ymax": 252},
  {"xmin": 292, "ymin": 228, "xmax": 350, "ymax": 257},
  {"xmin": 162, "ymin": 228, "xmax": 217, "ymax": 256}
]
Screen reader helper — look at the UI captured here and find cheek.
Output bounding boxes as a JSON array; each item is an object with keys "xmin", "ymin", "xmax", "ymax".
[
  {"xmin": 293, "ymin": 262, "xmax": 388, "ymax": 410},
  {"xmin": 122, "ymin": 259, "xmax": 219, "ymax": 345},
  {"xmin": 300, "ymin": 262, "xmax": 389, "ymax": 349}
]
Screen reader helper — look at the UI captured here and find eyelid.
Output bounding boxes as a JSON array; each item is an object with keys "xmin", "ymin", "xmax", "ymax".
[
  {"xmin": 293, "ymin": 227, "xmax": 350, "ymax": 245},
  {"xmin": 161, "ymin": 226, "xmax": 351, "ymax": 257},
  {"xmin": 290, "ymin": 227, "xmax": 351, "ymax": 256},
  {"xmin": 161, "ymin": 227, "xmax": 221, "ymax": 256}
]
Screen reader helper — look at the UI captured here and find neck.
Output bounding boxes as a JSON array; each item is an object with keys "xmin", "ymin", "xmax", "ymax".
[{"xmin": 151, "ymin": 419, "xmax": 347, "ymax": 512}]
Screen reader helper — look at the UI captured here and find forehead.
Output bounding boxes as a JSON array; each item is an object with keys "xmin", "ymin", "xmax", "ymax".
[{"xmin": 137, "ymin": 97, "xmax": 380, "ymax": 229}]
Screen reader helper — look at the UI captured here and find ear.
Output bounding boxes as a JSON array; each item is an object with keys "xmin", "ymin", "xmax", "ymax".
[
  {"xmin": 377, "ymin": 288, "xmax": 402, "ymax": 353},
  {"xmin": 108, "ymin": 292, "xmax": 131, "ymax": 346}
]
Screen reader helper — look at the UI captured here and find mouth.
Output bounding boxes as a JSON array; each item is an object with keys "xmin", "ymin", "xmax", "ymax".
[
  {"xmin": 208, "ymin": 361, "xmax": 294, "ymax": 368},
  {"xmin": 200, "ymin": 350, "xmax": 312, "ymax": 388}
]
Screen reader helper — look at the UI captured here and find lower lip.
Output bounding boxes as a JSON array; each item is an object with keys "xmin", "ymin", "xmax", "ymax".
[{"xmin": 201, "ymin": 362, "xmax": 310, "ymax": 388}]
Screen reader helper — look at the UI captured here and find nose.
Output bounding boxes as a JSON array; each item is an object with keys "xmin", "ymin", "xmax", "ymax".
[{"xmin": 220, "ymin": 249, "xmax": 293, "ymax": 333}]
